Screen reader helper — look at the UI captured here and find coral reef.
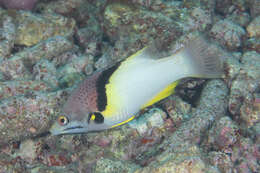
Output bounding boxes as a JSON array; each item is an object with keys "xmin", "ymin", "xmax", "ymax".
[
  {"xmin": 228, "ymin": 51, "xmax": 260, "ymax": 127},
  {"xmin": 210, "ymin": 19, "xmax": 246, "ymax": 50},
  {"xmin": 0, "ymin": 90, "xmax": 65, "ymax": 145},
  {"xmin": 0, "ymin": 0, "xmax": 259, "ymax": 172},
  {"xmin": 249, "ymin": 0, "xmax": 260, "ymax": 17},
  {"xmin": 247, "ymin": 16, "xmax": 260, "ymax": 38},
  {"xmin": 0, "ymin": 14, "xmax": 16, "ymax": 57},
  {"xmin": 0, "ymin": 36, "xmax": 74, "ymax": 80},
  {"xmin": 13, "ymin": 11, "xmax": 76, "ymax": 46}
]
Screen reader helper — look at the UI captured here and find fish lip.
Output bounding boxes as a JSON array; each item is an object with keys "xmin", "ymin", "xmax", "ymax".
[{"xmin": 63, "ymin": 126, "xmax": 84, "ymax": 131}]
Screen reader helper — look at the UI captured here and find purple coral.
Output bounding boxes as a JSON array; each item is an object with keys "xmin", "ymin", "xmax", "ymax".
[{"xmin": 0, "ymin": 0, "xmax": 38, "ymax": 11}]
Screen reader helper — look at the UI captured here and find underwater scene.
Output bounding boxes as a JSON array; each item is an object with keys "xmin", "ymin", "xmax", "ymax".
[{"xmin": 0, "ymin": 0, "xmax": 259, "ymax": 172}]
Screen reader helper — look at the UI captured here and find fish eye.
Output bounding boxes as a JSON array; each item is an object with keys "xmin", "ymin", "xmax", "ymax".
[{"xmin": 58, "ymin": 115, "xmax": 69, "ymax": 126}]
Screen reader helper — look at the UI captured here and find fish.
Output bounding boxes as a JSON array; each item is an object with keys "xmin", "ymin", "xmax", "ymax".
[{"xmin": 50, "ymin": 36, "xmax": 223, "ymax": 135}]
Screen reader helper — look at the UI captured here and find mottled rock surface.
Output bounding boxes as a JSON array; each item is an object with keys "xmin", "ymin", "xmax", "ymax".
[
  {"xmin": 0, "ymin": 0, "xmax": 38, "ymax": 10},
  {"xmin": 247, "ymin": 16, "xmax": 260, "ymax": 38},
  {"xmin": 12, "ymin": 11, "xmax": 76, "ymax": 46},
  {"xmin": 0, "ymin": 0, "xmax": 259, "ymax": 172},
  {"xmin": 0, "ymin": 14, "xmax": 16, "ymax": 57},
  {"xmin": 0, "ymin": 90, "xmax": 64, "ymax": 145},
  {"xmin": 0, "ymin": 36, "xmax": 74, "ymax": 80},
  {"xmin": 210, "ymin": 19, "xmax": 246, "ymax": 50}
]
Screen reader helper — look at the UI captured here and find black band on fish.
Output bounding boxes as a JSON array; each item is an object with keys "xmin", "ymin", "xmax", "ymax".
[
  {"xmin": 88, "ymin": 112, "xmax": 104, "ymax": 124},
  {"xmin": 96, "ymin": 63, "xmax": 121, "ymax": 111},
  {"xmin": 94, "ymin": 112, "xmax": 104, "ymax": 124}
]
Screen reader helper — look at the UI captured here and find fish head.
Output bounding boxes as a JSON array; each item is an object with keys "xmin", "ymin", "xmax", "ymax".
[
  {"xmin": 49, "ymin": 91, "xmax": 108, "ymax": 135},
  {"xmin": 50, "ymin": 71, "xmax": 109, "ymax": 135},
  {"xmin": 50, "ymin": 109, "xmax": 110, "ymax": 135},
  {"xmin": 50, "ymin": 109, "xmax": 90, "ymax": 135}
]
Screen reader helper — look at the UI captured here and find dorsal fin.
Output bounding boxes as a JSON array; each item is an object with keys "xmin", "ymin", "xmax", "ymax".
[
  {"xmin": 143, "ymin": 39, "xmax": 165, "ymax": 59},
  {"xmin": 121, "ymin": 39, "xmax": 168, "ymax": 63}
]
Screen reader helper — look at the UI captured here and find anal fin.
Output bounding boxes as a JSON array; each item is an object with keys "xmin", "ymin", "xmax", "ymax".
[{"xmin": 141, "ymin": 81, "xmax": 179, "ymax": 109}]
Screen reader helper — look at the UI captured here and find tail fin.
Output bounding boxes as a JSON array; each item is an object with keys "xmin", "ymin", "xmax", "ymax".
[{"xmin": 182, "ymin": 36, "xmax": 223, "ymax": 78}]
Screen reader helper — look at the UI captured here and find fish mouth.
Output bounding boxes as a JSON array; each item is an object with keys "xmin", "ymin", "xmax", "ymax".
[
  {"xmin": 63, "ymin": 126, "xmax": 84, "ymax": 131},
  {"xmin": 50, "ymin": 124, "xmax": 87, "ymax": 135},
  {"xmin": 59, "ymin": 125, "xmax": 88, "ymax": 135}
]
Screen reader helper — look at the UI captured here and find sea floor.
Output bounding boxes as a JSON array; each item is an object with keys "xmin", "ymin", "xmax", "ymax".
[{"xmin": 0, "ymin": 0, "xmax": 259, "ymax": 173}]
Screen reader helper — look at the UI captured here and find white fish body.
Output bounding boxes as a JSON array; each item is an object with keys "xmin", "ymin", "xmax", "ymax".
[{"xmin": 50, "ymin": 36, "xmax": 223, "ymax": 135}]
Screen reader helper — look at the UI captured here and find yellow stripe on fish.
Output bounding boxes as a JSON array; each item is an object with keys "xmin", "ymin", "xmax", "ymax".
[
  {"xmin": 111, "ymin": 116, "xmax": 135, "ymax": 128},
  {"xmin": 141, "ymin": 81, "xmax": 179, "ymax": 109}
]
